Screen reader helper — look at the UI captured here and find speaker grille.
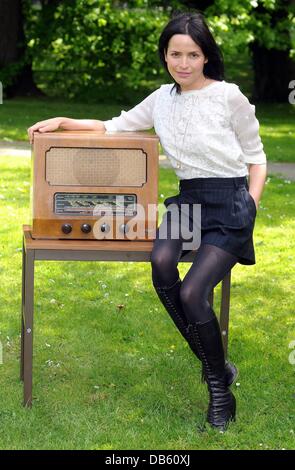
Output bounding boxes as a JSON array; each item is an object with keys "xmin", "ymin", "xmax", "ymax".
[{"xmin": 46, "ymin": 147, "xmax": 147, "ymax": 186}]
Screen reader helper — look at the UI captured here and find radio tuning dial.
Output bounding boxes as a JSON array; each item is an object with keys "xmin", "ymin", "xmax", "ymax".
[
  {"xmin": 81, "ymin": 223, "xmax": 92, "ymax": 234},
  {"xmin": 61, "ymin": 223, "xmax": 72, "ymax": 234}
]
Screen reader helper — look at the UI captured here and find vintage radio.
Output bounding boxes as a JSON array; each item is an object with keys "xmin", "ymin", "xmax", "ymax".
[{"xmin": 31, "ymin": 131, "xmax": 159, "ymax": 240}]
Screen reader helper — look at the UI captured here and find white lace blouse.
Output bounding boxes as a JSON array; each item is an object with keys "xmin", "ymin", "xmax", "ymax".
[{"xmin": 103, "ymin": 81, "xmax": 267, "ymax": 179}]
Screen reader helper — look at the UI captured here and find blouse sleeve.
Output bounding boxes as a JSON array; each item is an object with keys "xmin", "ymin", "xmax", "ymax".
[
  {"xmin": 227, "ymin": 84, "xmax": 267, "ymax": 165},
  {"xmin": 103, "ymin": 88, "xmax": 159, "ymax": 132}
]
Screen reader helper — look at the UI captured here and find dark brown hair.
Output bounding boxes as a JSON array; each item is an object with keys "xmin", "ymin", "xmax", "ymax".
[{"xmin": 158, "ymin": 11, "xmax": 224, "ymax": 94}]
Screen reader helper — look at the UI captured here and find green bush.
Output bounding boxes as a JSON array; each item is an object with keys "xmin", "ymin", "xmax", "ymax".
[{"xmin": 27, "ymin": 0, "xmax": 169, "ymax": 103}]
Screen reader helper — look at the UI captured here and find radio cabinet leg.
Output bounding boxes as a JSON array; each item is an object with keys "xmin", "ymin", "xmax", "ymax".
[{"xmin": 22, "ymin": 248, "xmax": 35, "ymax": 407}]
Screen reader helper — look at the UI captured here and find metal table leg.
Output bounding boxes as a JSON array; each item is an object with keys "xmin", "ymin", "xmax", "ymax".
[
  {"xmin": 22, "ymin": 247, "xmax": 35, "ymax": 407},
  {"xmin": 220, "ymin": 271, "xmax": 231, "ymax": 358}
]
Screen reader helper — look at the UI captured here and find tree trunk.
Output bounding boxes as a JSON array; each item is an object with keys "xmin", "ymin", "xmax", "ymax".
[
  {"xmin": 0, "ymin": 0, "xmax": 22, "ymax": 65},
  {"xmin": 250, "ymin": 42, "xmax": 292, "ymax": 102},
  {"xmin": 249, "ymin": 0, "xmax": 293, "ymax": 102},
  {"xmin": 0, "ymin": 0, "xmax": 41, "ymax": 97}
]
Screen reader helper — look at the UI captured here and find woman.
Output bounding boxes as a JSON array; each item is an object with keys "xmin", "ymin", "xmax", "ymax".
[{"xmin": 28, "ymin": 12, "xmax": 267, "ymax": 432}]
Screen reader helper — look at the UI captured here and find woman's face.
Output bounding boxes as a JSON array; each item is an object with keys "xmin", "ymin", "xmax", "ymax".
[{"xmin": 164, "ymin": 34, "xmax": 208, "ymax": 91}]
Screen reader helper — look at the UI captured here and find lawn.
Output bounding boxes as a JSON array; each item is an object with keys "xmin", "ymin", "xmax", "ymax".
[{"xmin": 0, "ymin": 151, "xmax": 294, "ymax": 450}]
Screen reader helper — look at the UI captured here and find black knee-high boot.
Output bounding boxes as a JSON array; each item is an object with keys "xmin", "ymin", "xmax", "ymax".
[
  {"xmin": 154, "ymin": 278, "xmax": 237, "ymax": 386},
  {"xmin": 187, "ymin": 316, "xmax": 236, "ymax": 431}
]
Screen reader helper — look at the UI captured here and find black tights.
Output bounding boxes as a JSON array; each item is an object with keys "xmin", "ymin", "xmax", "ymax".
[{"xmin": 151, "ymin": 239, "xmax": 238, "ymax": 324}]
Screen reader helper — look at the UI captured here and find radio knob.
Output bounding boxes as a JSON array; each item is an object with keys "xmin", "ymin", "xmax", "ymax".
[
  {"xmin": 61, "ymin": 223, "xmax": 72, "ymax": 234},
  {"xmin": 100, "ymin": 223, "xmax": 110, "ymax": 233},
  {"xmin": 119, "ymin": 224, "xmax": 129, "ymax": 234},
  {"xmin": 81, "ymin": 223, "xmax": 92, "ymax": 234}
]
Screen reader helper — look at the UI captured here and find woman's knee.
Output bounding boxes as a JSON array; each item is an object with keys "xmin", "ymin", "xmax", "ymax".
[
  {"xmin": 150, "ymin": 248, "xmax": 178, "ymax": 286},
  {"xmin": 151, "ymin": 247, "xmax": 174, "ymax": 272},
  {"xmin": 179, "ymin": 282, "xmax": 208, "ymax": 315}
]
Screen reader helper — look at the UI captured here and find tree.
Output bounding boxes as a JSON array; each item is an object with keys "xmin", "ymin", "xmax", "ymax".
[
  {"xmin": 248, "ymin": 0, "xmax": 294, "ymax": 102},
  {"xmin": 0, "ymin": 0, "xmax": 36, "ymax": 97},
  {"xmin": 1, "ymin": 0, "xmax": 293, "ymax": 101},
  {"xmin": 205, "ymin": 0, "xmax": 294, "ymax": 102},
  {"xmin": 0, "ymin": 0, "xmax": 62, "ymax": 98},
  {"xmin": 24, "ymin": 0, "xmax": 169, "ymax": 103},
  {"xmin": 149, "ymin": 0, "xmax": 295, "ymax": 101}
]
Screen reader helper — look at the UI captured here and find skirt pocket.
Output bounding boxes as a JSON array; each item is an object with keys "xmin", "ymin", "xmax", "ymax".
[
  {"xmin": 202, "ymin": 188, "xmax": 249, "ymax": 229},
  {"xmin": 163, "ymin": 194, "xmax": 180, "ymax": 208},
  {"xmin": 240, "ymin": 187, "xmax": 257, "ymax": 223}
]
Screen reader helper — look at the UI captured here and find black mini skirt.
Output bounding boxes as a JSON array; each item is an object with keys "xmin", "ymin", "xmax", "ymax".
[{"xmin": 163, "ymin": 176, "xmax": 257, "ymax": 265}]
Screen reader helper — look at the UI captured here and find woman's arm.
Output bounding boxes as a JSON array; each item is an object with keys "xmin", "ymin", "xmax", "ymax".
[
  {"xmin": 28, "ymin": 87, "xmax": 159, "ymax": 144},
  {"xmin": 227, "ymin": 83, "xmax": 267, "ymax": 211},
  {"xmin": 248, "ymin": 163, "xmax": 267, "ymax": 210},
  {"xmin": 103, "ymin": 88, "xmax": 158, "ymax": 132},
  {"xmin": 27, "ymin": 117, "xmax": 105, "ymax": 144}
]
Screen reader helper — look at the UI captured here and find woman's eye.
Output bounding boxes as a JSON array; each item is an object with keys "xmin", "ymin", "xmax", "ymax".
[
  {"xmin": 170, "ymin": 53, "xmax": 199, "ymax": 57},
  {"xmin": 170, "ymin": 52, "xmax": 199, "ymax": 58}
]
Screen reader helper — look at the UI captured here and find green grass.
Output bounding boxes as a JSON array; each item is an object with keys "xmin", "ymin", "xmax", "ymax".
[
  {"xmin": 257, "ymin": 104, "xmax": 295, "ymax": 163},
  {"xmin": 0, "ymin": 154, "xmax": 294, "ymax": 450},
  {"xmin": 0, "ymin": 96, "xmax": 294, "ymax": 163},
  {"xmin": 0, "ymin": 97, "xmax": 124, "ymax": 142}
]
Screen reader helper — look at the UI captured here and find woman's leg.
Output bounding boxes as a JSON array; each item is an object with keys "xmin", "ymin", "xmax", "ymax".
[
  {"xmin": 151, "ymin": 231, "xmax": 198, "ymax": 359},
  {"xmin": 151, "ymin": 236, "xmax": 183, "ymax": 288},
  {"xmin": 179, "ymin": 243, "xmax": 238, "ymax": 431},
  {"xmin": 151, "ymin": 235, "xmax": 191, "ymax": 347},
  {"xmin": 180, "ymin": 243, "xmax": 238, "ymax": 324},
  {"xmin": 151, "ymin": 236, "xmax": 237, "ymax": 386}
]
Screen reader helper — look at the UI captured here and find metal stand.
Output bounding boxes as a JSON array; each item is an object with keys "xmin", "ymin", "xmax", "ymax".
[{"xmin": 21, "ymin": 225, "xmax": 231, "ymax": 407}]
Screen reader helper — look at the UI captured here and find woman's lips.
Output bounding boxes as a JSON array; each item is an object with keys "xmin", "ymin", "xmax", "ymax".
[{"xmin": 177, "ymin": 72, "xmax": 191, "ymax": 77}]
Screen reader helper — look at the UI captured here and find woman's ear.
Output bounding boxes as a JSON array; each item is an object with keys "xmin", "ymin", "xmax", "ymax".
[{"xmin": 164, "ymin": 49, "xmax": 167, "ymax": 62}]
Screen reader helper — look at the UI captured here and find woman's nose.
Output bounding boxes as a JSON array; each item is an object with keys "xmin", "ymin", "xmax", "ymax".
[{"xmin": 179, "ymin": 57, "xmax": 189, "ymax": 68}]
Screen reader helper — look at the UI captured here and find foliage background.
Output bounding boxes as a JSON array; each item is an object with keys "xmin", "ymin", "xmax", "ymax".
[{"xmin": 8, "ymin": 0, "xmax": 292, "ymax": 103}]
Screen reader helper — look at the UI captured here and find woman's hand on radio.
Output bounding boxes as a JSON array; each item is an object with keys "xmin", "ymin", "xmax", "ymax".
[
  {"xmin": 27, "ymin": 118, "xmax": 63, "ymax": 144},
  {"xmin": 28, "ymin": 117, "xmax": 106, "ymax": 144}
]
